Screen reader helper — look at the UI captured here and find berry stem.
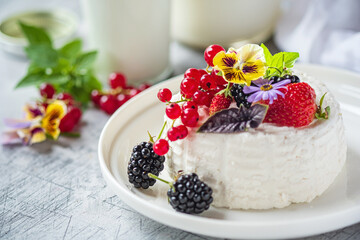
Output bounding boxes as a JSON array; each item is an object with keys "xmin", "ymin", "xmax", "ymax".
[
  {"xmin": 169, "ymin": 99, "xmax": 187, "ymax": 104},
  {"xmin": 156, "ymin": 121, "xmax": 167, "ymax": 141},
  {"xmin": 268, "ymin": 66, "xmax": 282, "ymax": 75},
  {"xmin": 147, "ymin": 131, "xmax": 155, "ymax": 143},
  {"xmin": 148, "ymin": 173, "xmax": 172, "ymax": 186},
  {"xmin": 205, "ymin": 65, "xmax": 211, "ymax": 73}
]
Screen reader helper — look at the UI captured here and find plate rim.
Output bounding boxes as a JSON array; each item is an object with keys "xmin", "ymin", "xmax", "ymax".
[{"xmin": 98, "ymin": 64, "xmax": 360, "ymax": 239}]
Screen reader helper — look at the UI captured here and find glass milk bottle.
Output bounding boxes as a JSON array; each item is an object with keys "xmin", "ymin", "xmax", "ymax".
[{"xmin": 81, "ymin": 0, "xmax": 171, "ymax": 84}]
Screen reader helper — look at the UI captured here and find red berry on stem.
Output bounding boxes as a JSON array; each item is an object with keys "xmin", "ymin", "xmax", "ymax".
[
  {"xmin": 181, "ymin": 108, "xmax": 199, "ymax": 127},
  {"xmin": 204, "ymin": 44, "xmax": 225, "ymax": 67},
  {"xmin": 68, "ymin": 106, "xmax": 82, "ymax": 124},
  {"xmin": 99, "ymin": 95, "xmax": 119, "ymax": 114},
  {"xmin": 91, "ymin": 89, "xmax": 102, "ymax": 106},
  {"xmin": 177, "ymin": 125, "xmax": 188, "ymax": 139},
  {"xmin": 157, "ymin": 88, "xmax": 172, "ymax": 102},
  {"xmin": 200, "ymin": 74, "xmax": 217, "ymax": 90},
  {"xmin": 40, "ymin": 83, "xmax": 55, "ymax": 99},
  {"xmin": 153, "ymin": 139, "xmax": 169, "ymax": 156},
  {"xmin": 57, "ymin": 93, "xmax": 74, "ymax": 105},
  {"xmin": 59, "ymin": 113, "xmax": 76, "ymax": 132},
  {"xmin": 182, "ymin": 100, "xmax": 198, "ymax": 111},
  {"xmin": 109, "ymin": 72, "xmax": 127, "ymax": 89},
  {"xmin": 212, "ymin": 71, "xmax": 228, "ymax": 86},
  {"xmin": 129, "ymin": 89, "xmax": 141, "ymax": 97},
  {"xmin": 116, "ymin": 94, "xmax": 131, "ymax": 106},
  {"xmin": 167, "ymin": 127, "xmax": 181, "ymax": 141},
  {"xmin": 180, "ymin": 77, "xmax": 199, "ymax": 99},
  {"xmin": 184, "ymin": 68, "xmax": 208, "ymax": 81},
  {"xmin": 193, "ymin": 90, "xmax": 213, "ymax": 107},
  {"xmin": 166, "ymin": 103, "xmax": 182, "ymax": 119},
  {"xmin": 138, "ymin": 83, "xmax": 151, "ymax": 91}
]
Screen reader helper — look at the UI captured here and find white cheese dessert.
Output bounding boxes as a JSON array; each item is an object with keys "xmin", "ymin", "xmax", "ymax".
[{"xmin": 165, "ymin": 72, "xmax": 347, "ymax": 210}]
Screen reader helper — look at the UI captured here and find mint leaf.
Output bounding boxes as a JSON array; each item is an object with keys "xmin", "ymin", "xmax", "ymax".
[
  {"xmin": 261, "ymin": 43, "xmax": 272, "ymax": 65},
  {"xmin": 25, "ymin": 44, "xmax": 58, "ymax": 68},
  {"xmin": 284, "ymin": 52, "xmax": 299, "ymax": 69},
  {"xmin": 19, "ymin": 22, "xmax": 52, "ymax": 46},
  {"xmin": 74, "ymin": 51, "xmax": 97, "ymax": 71},
  {"xmin": 59, "ymin": 39, "xmax": 82, "ymax": 59},
  {"xmin": 15, "ymin": 73, "xmax": 46, "ymax": 88}
]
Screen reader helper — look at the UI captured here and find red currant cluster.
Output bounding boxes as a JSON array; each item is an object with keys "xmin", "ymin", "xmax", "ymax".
[
  {"xmin": 39, "ymin": 83, "xmax": 82, "ymax": 132},
  {"xmin": 91, "ymin": 72, "xmax": 151, "ymax": 115}
]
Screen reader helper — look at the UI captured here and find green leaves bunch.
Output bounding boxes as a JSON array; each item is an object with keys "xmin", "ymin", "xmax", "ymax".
[
  {"xmin": 261, "ymin": 43, "xmax": 299, "ymax": 79},
  {"xmin": 16, "ymin": 22, "xmax": 102, "ymax": 107}
]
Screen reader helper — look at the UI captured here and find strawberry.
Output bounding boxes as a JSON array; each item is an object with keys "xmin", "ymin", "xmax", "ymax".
[
  {"xmin": 259, "ymin": 82, "xmax": 317, "ymax": 128},
  {"xmin": 209, "ymin": 94, "xmax": 232, "ymax": 116}
]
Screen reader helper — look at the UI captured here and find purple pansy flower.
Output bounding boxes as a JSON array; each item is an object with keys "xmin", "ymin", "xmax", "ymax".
[{"xmin": 243, "ymin": 78, "xmax": 291, "ymax": 104}]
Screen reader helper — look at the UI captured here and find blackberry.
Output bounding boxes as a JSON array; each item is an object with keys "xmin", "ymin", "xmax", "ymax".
[
  {"xmin": 127, "ymin": 141, "xmax": 165, "ymax": 189},
  {"xmin": 167, "ymin": 173, "xmax": 213, "ymax": 214},
  {"xmin": 231, "ymin": 84, "xmax": 252, "ymax": 108},
  {"xmin": 282, "ymin": 74, "xmax": 300, "ymax": 84},
  {"xmin": 269, "ymin": 76, "xmax": 284, "ymax": 84}
]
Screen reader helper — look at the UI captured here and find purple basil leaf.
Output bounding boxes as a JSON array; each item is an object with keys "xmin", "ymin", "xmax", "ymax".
[{"xmin": 197, "ymin": 104, "xmax": 268, "ymax": 133}]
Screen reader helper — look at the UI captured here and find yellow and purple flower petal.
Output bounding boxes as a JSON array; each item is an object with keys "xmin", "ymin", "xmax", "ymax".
[
  {"xmin": 41, "ymin": 100, "xmax": 66, "ymax": 139},
  {"xmin": 4, "ymin": 118, "xmax": 32, "ymax": 129},
  {"xmin": 237, "ymin": 44, "xmax": 265, "ymax": 63},
  {"xmin": 222, "ymin": 68, "xmax": 247, "ymax": 85},
  {"xmin": 30, "ymin": 127, "xmax": 46, "ymax": 144},
  {"xmin": 24, "ymin": 104, "xmax": 44, "ymax": 120},
  {"xmin": 213, "ymin": 51, "xmax": 239, "ymax": 70},
  {"xmin": 240, "ymin": 59, "xmax": 266, "ymax": 84}
]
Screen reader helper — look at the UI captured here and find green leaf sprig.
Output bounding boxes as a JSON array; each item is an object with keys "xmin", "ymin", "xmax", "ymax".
[
  {"xmin": 261, "ymin": 43, "xmax": 299, "ymax": 79},
  {"xmin": 315, "ymin": 93, "xmax": 330, "ymax": 120},
  {"xmin": 15, "ymin": 22, "xmax": 102, "ymax": 108}
]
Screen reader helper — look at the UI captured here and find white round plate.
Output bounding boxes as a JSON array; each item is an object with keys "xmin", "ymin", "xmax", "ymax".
[{"xmin": 98, "ymin": 64, "xmax": 360, "ymax": 239}]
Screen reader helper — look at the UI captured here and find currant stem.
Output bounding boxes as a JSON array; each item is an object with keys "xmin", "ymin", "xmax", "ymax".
[
  {"xmin": 148, "ymin": 173, "xmax": 172, "ymax": 186},
  {"xmin": 268, "ymin": 66, "xmax": 282, "ymax": 75},
  {"xmin": 156, "ymin": 121, "xmax": 167, "ymax": 141}
]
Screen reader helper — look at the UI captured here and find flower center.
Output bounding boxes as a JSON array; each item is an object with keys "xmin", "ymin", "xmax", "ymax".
[{"xmin": 260, "ymin": 84, "xmax": 273, "ymax": 91}]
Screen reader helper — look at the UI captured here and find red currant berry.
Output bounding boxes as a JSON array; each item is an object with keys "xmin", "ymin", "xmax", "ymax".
[
  {"xmin": 153, "ymin": 139, "xmax": 169, "ymax": 156},
  {"xmin": 68, "ymin": 106, "xmax": 82, "ymax": 124},
  {"xmin": 182, "ymin": 100, "xmax": 198, "ymax": 111},
  {"xmin": 177, "ymin": 125, "xmax": 188, "ymax": 139},
  {"xmin": 57, "ymin": 93, "xmax": 74, "ymax": 105},
  {"xmin": 39, "ymin": 83, "xmax": 55, "ymax": 99},
  {"xmin": 157, "ymin": 88, "xmax": 172, "ymax": 102},
  {"xmin": 180, "ymin": 77, "xmax": 199, "ymax": 99},
  {"xmin": 212, "ymin": 71, "xmax": 227, "ymax": 86},
  {"xmin": 129, "ymin": 89, "xmax": 141, "ymax": 97},
  {"xmin": 204, "ymin": 44, "xmax": 225, "ymax": 67},
  {"xmin": 116, "ymin": 94, "xmax": 131, "ymax": 106},
  {"xmin": 192, "ymin": 90, "xmax": 206, "ymax": 106},
  {"xmin": 59, "ymin": 113, "xmax": 76, "ymax": 132},
  {"xmin": 214, "ymin": 85, "xmax": 226, "ymax": 93},
  {"xmin": 109, "ymin": 72, "xmax": 127, "ymax": 89},
  {"xmin": 167, "ymin": 127, "xmax": 181, "ymax": 141},
  {"xmin": 184, "ymin": 68, "xmax": 208, "ymax": 81},
  {"xmin": 203, "ymin": 91, "xmax": 215, "ymax": 107},
  {"xmin": 99, "ymin": 95, "xmax": 119, "ymax": 114},
  {"xmin": 200, "ymin": 74, "xmax": 217, "ymax": 90},
  {"xmin": 138, "ymin": 83, "xmax": 151, "ymax": 91},
  {"xmin": 166, "ymin": 103, "xmax": 182, "ymax": 119},
  {"xmin": 181, "ymin": 108, "xmax": 199, "ymax": 127},
  {"xmin": 91, "ymin": 89, "xmax": 102, "ymax": 106}
]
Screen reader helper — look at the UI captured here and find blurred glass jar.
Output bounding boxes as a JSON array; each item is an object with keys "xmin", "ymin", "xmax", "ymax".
[
  {"xmin": 81, "ymin": 0, "xmax": 171, "ymax": 84},
  {"xmin": 171, "ymin": 0, "xmax": 282, "ymax": 49}
]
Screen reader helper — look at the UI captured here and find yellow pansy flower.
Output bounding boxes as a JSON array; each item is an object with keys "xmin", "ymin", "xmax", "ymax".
[
  {"xmin": 213, "ymin": 44, "xmax": 266, "ymax": 86},
  {"xmin": 41, "ymin": 100, "xmax": 66, "ymax": 139}
]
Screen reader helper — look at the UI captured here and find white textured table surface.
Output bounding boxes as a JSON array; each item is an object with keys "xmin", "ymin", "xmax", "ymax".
[{"xmin": 1, "ymin": 0, "xmax": 360, "ymax": 239}]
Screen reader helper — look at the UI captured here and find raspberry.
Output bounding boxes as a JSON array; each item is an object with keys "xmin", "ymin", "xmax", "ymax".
[
  {"xmin": 127, "ymin": 141, "xmax": 165, "ymax": 189},
  {"xmin": 181, "ymin": 108, "xmax": 199, "ymax": 127},
  {"xmin": 231, "ymin": 84, "xmax": 252, "ymax": 108},
  {"xmin": 166, "ymin": 103, "xmax": 182, "ymax": 119},
  {"xmin": 204, "ymin": 44, "xmax": 225, "ymax": 67},
  {"xmin": 259, "ymin": 82, "xmax": 316, "ymax": 128},
  {"xmin": 153, "ymin": 139, "xmax": 169, "ymax": 156},
  {"xmin": 180, "ymin": 77, "xmax": 199, "ymax": 99},
  {"xmin": 184, "ymin": 68, "xmax": 207, "ymax": 82},
  {"xmin": 209, "ymin": 94, "xmax": 232, "ymax": 116},
  {"xmin": 39, "ymin": 83, "xmax": 55, "ymax": 99},
  {"xmin": 182, "ymin": 101, "xmax": 198, "ymax": 111},
  {"xmin": 167, "ymin": 173, "xmax": 213, "ymax": 214},
  {"xmin": 200, "ymin": 74, "xmax": 217, "ymax": 90},
  {"xmin": 109, "ymin": 72, "xmax": 127, "ymax": 89},
  {"xmin": 157, "ymin": 88, "xmax": 172, "ymax": 102}
]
